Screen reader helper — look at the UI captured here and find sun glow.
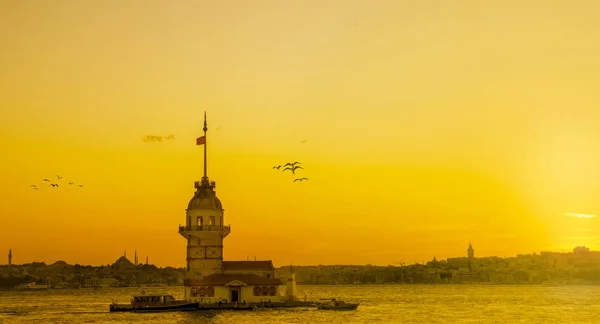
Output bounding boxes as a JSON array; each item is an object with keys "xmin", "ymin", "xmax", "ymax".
[{"xmin": 564, "ymin": 213, "xmax": 596, "ymax": 219}]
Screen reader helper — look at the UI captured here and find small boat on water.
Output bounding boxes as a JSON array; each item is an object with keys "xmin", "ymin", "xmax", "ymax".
[
  {"xmin": 316, "ymin": 298, "xmax": 359, "ymax": 311},
  {"xmin": 109, "ymin": 292, "xmax": 199, "ymax": 312},
  {"xmin": 15, "ymin": 283, "xmax": 49, "ymax": 291}
]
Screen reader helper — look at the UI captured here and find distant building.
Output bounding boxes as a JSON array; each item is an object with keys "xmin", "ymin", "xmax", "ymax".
[
  {"xmin": 573, "ymin": 246, "xmax": 590, "ymax": 254},
  {"xmin": 179, "ymin": 113, "xmax": 283, "ymax": 303},
  {"xmin": 468, "ymin": 243, "xmax": 474, "ymax": 270},
  {"xmin": 112, "ymin": 256, "xmax": 135, "ymax": 271},
  {"xmin": 8, "ymin": 249, "xmax": 11, "ymax": 267}
]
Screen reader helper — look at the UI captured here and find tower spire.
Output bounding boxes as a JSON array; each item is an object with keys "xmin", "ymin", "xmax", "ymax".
[
  {"xmin": 202, "ymin": 111, "xmax": 208, "ymax": 184},
  {"xmin": 203, "ymin": 112, "xmax": 208, "ymax": 178}
]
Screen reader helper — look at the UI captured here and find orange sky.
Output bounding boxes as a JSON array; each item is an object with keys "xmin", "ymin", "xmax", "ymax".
[{"xmin": 2, "ymin": 0, "xmax": 600, "ymax": 267}]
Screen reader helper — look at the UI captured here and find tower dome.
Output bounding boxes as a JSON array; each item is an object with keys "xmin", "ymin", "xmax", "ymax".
[{"xmin": 187, "ymin": 181, "xmax": 223, "ymax": 210}]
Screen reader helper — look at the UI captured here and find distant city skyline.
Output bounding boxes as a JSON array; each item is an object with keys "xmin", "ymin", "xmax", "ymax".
[
  {"xmin": 2, "ymin": 1, "xmax": 600, "ymax": 266},
  {"xmin": 5, "ymin": 245, "xmax": 597, "ymax": 268}
]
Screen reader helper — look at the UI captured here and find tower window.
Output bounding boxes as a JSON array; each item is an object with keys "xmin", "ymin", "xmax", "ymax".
[
  {"xmin": 209, "ymin": 216, "xmax": 215, "ymax": 226},
  {"xmin": 197, "ymin": 217, "xmax": 203, "ymax": 226}
]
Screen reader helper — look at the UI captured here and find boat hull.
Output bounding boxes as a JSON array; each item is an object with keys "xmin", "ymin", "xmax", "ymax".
[
  {"xmin": 134, "ymin": 302, "xmax": 199, "ymax": 312},
  {"xmin": 109, "ymin": 302, "xmax": 199, "ymax": 313}
]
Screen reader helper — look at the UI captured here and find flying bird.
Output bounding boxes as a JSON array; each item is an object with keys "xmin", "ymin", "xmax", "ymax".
[
  {"xmin": 43, "ymin": 179, "xmax": 50, "ymax": 182},
  {"xmin": 32, "ymin": 187, "xmax": 39, "ymax": 190},
  {"xmin": 300, "ymin": 139, "xmax": 308, "ymax": 143},
  {"xmin": 284, "ymin": 162, "xmax": 302, "ymax": 167},
  {"xmin": 68, "ymin": 182, "xmax": 74, "ymax": 185},
  {"xmin": 283, "ymin": 165, "xmax": 303, "ymax": 174},
  {"xmin": 272, "ymin": 165, "xmax": 282, "ymax": 170},
  {"xmin": 78, "ymin": 185, "xmax": 84, "ymax": 187},
  {"xmin": 49, "ymin": 184, "xmax": 59, "ymax": 187},
  {"xmin": 57, "ymin": 175, "xmax": 63, "ymax": 180},
  {"xmin": 30, "ymin": 185, "xmax": 37, "ymax": 188},
  {"xmin": 293, "ymin": 177, "xmax": 309, "ymax": 182}
]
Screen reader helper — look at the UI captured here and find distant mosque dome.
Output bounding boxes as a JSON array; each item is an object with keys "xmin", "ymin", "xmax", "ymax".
[
  {"xmin": 112, "ymin": 256, "xmax": 135, "ymax": 270},
  {"xmin": 187, "ymin": 182, "xmax": 223, "ymax": 211}
]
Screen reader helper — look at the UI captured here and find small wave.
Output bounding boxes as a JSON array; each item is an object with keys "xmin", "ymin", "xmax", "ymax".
[
  {"xmin": 0, "ymin": 310, "xmax": 29, "ymax": 316},
  {"xmin": 59, "ymin": 311, "xmax": 108, "ymax": 315}
]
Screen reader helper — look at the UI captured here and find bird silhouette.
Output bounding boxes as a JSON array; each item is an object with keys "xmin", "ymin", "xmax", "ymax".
[
  {"xmin": 284, "ymin": 162, "xmax": 301, "ymax": 167},
  {"xmin": 57, "ymin": 175, "xmax": 63, "ymax": 180},
  {"xmin": 43, "ymin": 179, "xmax": 50, "ymax": 182},
  {"xmin": 32, "ymin": 187, "xmax": 39, "ymax": 190},
  {"xmin": 31, "ymin": 185, "xmax": 37, "ymax": 188},
  {"xmin": 283, "ymin": 165, "xmax": 303, "ymax": 174},
  {"xmin": 49, "ymin": 184, "xmax": 59, "ymax": 187},
  {"xmin": 293, "ymin": 177, "xmax": 309, "ymax": 182},
  {"xmin": 68, "ymin": 182, "xmax": 74, "ymax": 185},
  {"xmin": 300, "ymin": 139, "xmax": 308, "ymax": 143},
  {"xmin": 272, "ymin": 165, "xmax": 282, "ymax": 170},
  {"xmin": 78, "ymin": 185, "xmax": 84, "ymax": 187}
]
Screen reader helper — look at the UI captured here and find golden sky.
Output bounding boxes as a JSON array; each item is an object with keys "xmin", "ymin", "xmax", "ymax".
[{"xmin": 2, "ymin": 0, "xmax": 600, "ymax": 267}]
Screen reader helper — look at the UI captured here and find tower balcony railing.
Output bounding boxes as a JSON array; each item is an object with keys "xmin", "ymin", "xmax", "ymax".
[{"xmin": 179, "ymin": 225, "xmax": 231, "ymax": 233}]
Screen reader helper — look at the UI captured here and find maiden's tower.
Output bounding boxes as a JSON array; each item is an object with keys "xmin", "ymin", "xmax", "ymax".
[{"xmin": 178, "ymin": 113, "xmax": 284, "ymax": 304}]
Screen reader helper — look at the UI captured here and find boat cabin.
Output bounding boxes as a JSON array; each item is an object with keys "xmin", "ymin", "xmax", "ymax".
[{"xmin": 131, "ymin": 294, "xmax": 178, "ymax": 305}]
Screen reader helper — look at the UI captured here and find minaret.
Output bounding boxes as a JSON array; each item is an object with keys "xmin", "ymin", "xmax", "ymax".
[
  {"xmin": 468, "ymin": 242, "xmax": 474, "ymax": 271},
  {"xmin": 8, "ymin": 249, "xmax": 12, "ymax": 267},
  {"xmin": 124, "ymin": 250, "xmax": 127, "ymax": 258},
  {"xmin": 134, "ymin": 250, "xmax": 138, "ymax": 266},
  {"xmin": 145, "ymin": 256, "xmax": 148, "ymax": 265},
  {"xmin": 179, "ymin": 112, "xmax": 230, "ymax": 300}
]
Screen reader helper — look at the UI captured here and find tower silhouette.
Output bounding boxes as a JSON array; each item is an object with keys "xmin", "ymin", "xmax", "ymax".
[
  {"xmin": 179, "ymin": 112, "xmax": 230, "ymax": 299},
  {"xmin": 467, "ymin": 243, "xmax": 474, "ymax": 271}
]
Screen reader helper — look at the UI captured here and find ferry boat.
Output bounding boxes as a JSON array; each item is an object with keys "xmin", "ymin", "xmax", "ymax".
[
  {"xmin": 109, "ymin": 292, "xmax": 199, "ymax": 312},
  {"xmin": 316, "ymin": 298, "xmax": 359, "ymax": 311},
  {"xmin": 14, "ymin": 283, "xmax": 49, "ymax": 291}
]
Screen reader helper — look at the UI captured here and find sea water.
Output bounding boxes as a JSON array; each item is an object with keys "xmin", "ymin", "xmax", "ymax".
[{"xmin": 0, "ymin": 284, "xmax": 598, "ymax": 323}]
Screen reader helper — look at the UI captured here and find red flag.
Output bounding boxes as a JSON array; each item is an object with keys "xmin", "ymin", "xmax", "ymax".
[{"xmin": 196, "ymin": 136, "xmax": 206, "ymax": 145}]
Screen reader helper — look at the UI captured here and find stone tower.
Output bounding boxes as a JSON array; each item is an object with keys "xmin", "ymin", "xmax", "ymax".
[
  {"xmin": 8, "ymin": 249, "xmax": 12, "ymax": 267},
  {"xmin": 467, "ymin": 242, "xmax": 474, "ymax": 270},
  {"xmin": 179, "ymin": 112, "xmax": 230, "ymax": 299}
]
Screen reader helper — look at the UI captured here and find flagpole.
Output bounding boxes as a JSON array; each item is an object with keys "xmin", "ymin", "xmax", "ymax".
[{"xmin": 203, "ymin": 111, "xmax": 208, "ymax": 181}]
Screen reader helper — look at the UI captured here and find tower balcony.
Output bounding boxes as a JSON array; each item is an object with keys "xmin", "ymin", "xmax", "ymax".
[{"xmin": 178, "ymin": 225, "xmax": 231, "ymax": 237}]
